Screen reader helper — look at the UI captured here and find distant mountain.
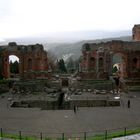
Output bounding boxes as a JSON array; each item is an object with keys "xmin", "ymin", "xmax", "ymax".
[
  {"xmin": 45, "ymin": 35, "xmax": 132, "ymax": 61},
  {"xmin": 0, "ymin": 30, "xmax": 132, "ymax": 60},
  {"xmin": 0, "ymin": 30, "xmax": 131, "ymax": 44}
]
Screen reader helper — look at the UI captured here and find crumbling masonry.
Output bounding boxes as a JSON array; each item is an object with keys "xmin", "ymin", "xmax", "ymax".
[
  {"xmin": 79, "ymin": 25, "xmax": 140, "ymax": 79},
  {"xmin": 0, "ymin": 42, "xmax": 49, "ymax": 79}
]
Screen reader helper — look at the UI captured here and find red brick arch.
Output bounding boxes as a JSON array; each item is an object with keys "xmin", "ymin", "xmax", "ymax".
[
  {"xmin": 3, "ymin": 51, "xmax": 22, "ymax": 78},
  {"xmin": 1, "ymin": 42, "xmax": 49, "ymax": 79},
  {"xmin": 112, "ymin": 52, "xmax": 127, "ymax": 78},
  {"xmin": 80, "ymin": 40, "xmax": 140, "ymax": 79}
]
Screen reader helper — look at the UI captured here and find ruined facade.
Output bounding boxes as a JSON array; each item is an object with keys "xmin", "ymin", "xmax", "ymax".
[
  {"xmin": 80, "ymin": 25, "xmax": 140, "ymax": 79},
  {"xmin": 0, "ymin": 42, "xmax": 50, "ymax": 79},
  {"xmin": 132, "ymin": 24, "xmax": 140, "ymax": 41}
]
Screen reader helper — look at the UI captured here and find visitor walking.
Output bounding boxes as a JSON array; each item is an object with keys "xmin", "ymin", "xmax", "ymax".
[
  {"xmin": 127, "ymin": 100, "xmax": 130, "ymax": 108},
  {"xmin": 113, "ymin": 75, "xmax": 120, "ymax": 93},
  {"xmin": 74, "ymin": 105, "xmax": 76, "ymax": 114}
]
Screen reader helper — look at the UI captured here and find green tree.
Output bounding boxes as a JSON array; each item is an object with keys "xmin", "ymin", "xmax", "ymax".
[
  {"xmin": 112, "ymin": 66, "xmax": 118, "ymax": 73},
  {"xmin": 66, "ymin": 58, "xmax": 75, "ymax": 73},
  {"xmin": 10, "ymin": 60, "xmax": 19, "ymax": 74},
  {"xmin": 58, "ymin": 59, "xmax": 67, "ymax": 73},
  {"xmin": 66, "ymin": 58, "xmax": 80, "ymax": 73}
]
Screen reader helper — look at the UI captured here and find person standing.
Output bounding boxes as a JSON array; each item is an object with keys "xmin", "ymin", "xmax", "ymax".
[
  {"xmin": 127, "ymin": 100, "xmax": 130, "ymax": 108},
  {"xmin": 74, "ymin": 105, "xmax": 76, "ymax": 114},
  {"xmin": 113, "ymin": 75, "xmax": 120, "ymax": 93}
]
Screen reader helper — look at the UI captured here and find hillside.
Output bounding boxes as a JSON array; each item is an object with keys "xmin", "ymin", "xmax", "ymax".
[
  {"xmin": 0, "ymin": 30, "xmax": 132, "ymax": 61},
  {"xmin": 45, "ymin": 36, "xmax": 132, "ymax": 60}
]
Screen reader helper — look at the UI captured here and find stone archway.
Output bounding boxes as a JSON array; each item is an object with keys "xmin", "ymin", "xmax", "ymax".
[
  {"xmin": 3, "ymin": 51, "xmax": 22, "ymax": 79},
  {"xmin": 9, "ymin": 55, "xmax": 20, "ymax": 78},
  {"xmin": 112, "ymin": 53, "xmax": 127, "ymax": 78},
  {"xmin": 1, "ymin": 42, "xmax": 49, "ymax": 79}
]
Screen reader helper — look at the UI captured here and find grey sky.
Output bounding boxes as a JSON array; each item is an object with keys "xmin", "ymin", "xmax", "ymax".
[{"xmin": 0, "ymin": 0, "xmax": 140, "ymax": 39}]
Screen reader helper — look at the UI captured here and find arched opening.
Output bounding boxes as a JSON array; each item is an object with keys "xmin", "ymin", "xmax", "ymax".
[
  {"xmin": 90, "ymin": 57, "xmax": 95, "ymax": 62},
  {"xmin": 9, "ymin": 55, "xmax": 19, "ymax": 78},
  {"xmin": 99, "ymin": 57, "xmax": 103, "ymax": 68},
  {"xmin": 133, "ymin": 57, "xmax": 138, "ymax": 68},
  {"xmin": 90, "ymin": 57, "xmax": 95, "ymax": 68},
  {"xmin": 112, "ymin": 53, "xmax": 126, "ymax": 77}
]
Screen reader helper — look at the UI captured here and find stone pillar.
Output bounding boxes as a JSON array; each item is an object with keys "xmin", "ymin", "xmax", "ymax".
[
  {"xmin": 108, "ymin": 52, "xmax": 113, "ymax": 76},
  {"xmin": 96, "ymin": 51, "xmax": 99, "ymax": 78},
  {"xmin": 86, "ymin": 52, "xmax": 90, "ymax": 72},
  {"xmin": 2, "ymin": 51, "xmax": 10, "ymax": 78},
  {"xmin": 132, "ymin": 24, "xmax": 140, "ymax": 41},
  {"xmin": 20, "ymin": 47, "xmax": 26, "ymax": 79}
]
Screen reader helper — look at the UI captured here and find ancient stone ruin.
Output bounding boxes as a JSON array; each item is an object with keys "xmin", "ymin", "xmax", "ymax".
[
  {"xmin": 0, "ymin": 42, "xmax": 50, "ymax": 79},
  {"xmin": 79, "ymin": 25, "xmax": 140, "ymax": 79},
  {"xmin": 133, "ymin": 24, "xmax": 140, "ymax": 41}
]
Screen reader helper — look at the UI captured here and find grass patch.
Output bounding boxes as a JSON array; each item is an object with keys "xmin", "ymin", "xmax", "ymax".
[
  {"xmin": 107, "ymin": 129, "xmax": 140, "ymax": 139},
  {"xmin": 2, "ymin": 133, "xmax": 36, "ymax": 140},
  {"xmin": 1, "ymin": 133, "xmax": 61, "ymax": 140},
  {"xmin": 1, "ymin": 128, "xmax": 140, "ymax": 140}
]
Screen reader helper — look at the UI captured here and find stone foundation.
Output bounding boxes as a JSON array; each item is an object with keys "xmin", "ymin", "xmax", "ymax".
[{"xmin": 11, "ymin": 99, "xmax": 120, "ymax": 110}]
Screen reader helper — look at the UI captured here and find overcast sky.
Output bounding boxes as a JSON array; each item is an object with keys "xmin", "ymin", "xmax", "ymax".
[{"xmin": 0, "ymin": 0, "xmax": 140, "ymax": 40}]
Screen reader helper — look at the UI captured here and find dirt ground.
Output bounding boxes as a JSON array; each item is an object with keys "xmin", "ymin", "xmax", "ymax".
[{"xmin": 0, "ymin": 91, "xmax": 140, "ymax": 137}]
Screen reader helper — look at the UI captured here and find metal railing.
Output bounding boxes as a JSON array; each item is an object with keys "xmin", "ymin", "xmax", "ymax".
[{"xmin": 0, "ymin": 126, "xmax": 140, "ymax": 140}]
